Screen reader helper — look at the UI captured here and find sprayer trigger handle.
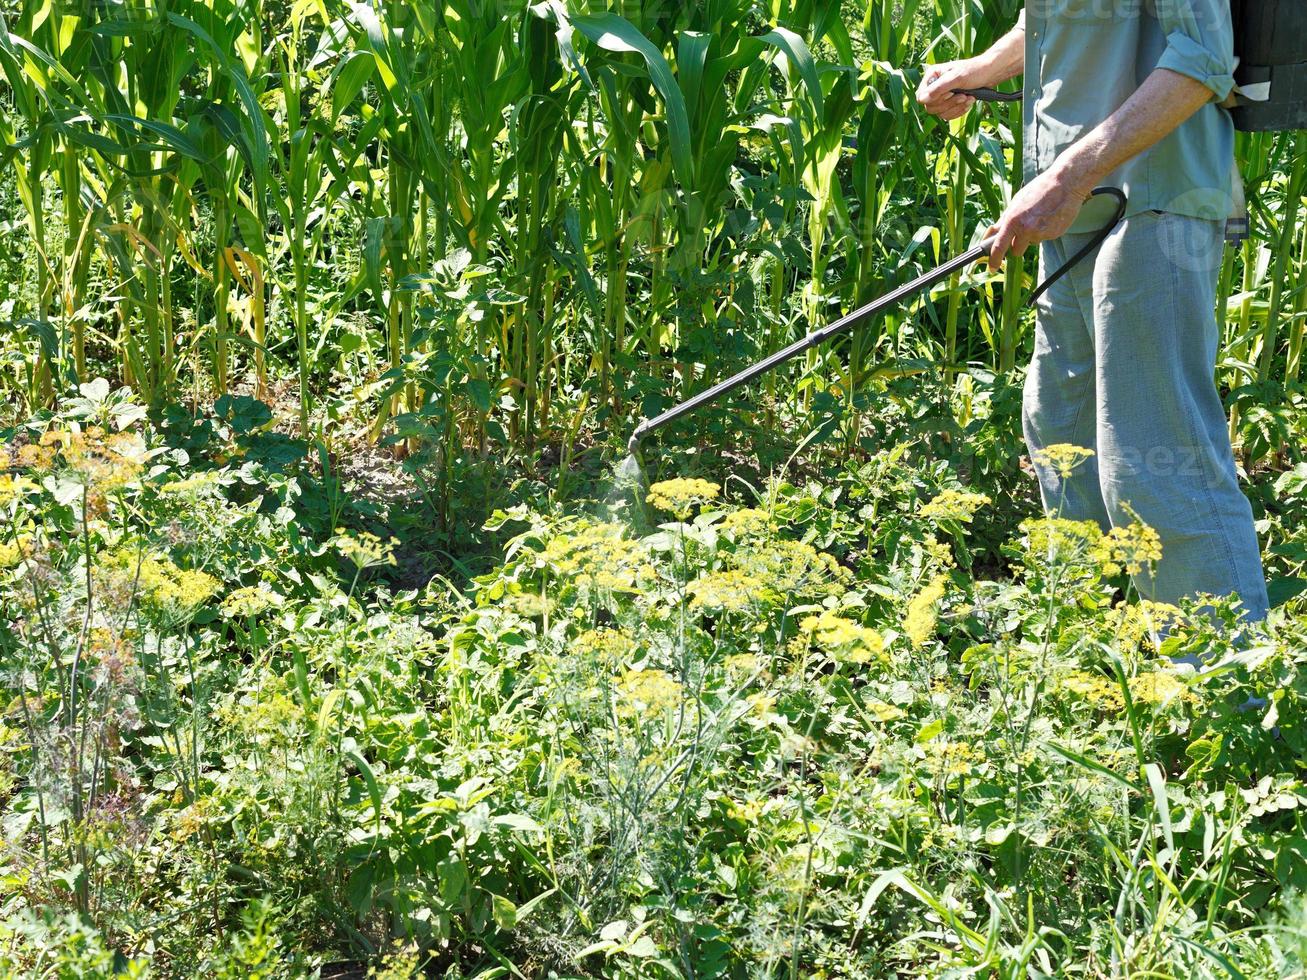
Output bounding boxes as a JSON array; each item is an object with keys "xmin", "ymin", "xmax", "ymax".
[{"xmin": 952, "ymin": 87, "xmax": 1023, "ymax": 103}]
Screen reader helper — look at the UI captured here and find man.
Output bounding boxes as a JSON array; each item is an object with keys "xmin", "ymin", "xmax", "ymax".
[{"xmin": 917, "ymin": 1, "xmax": 1269, "ymax": 622}]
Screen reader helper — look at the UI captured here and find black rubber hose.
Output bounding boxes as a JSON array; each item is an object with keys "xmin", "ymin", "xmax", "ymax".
[{"xmin": 1025, "ymin": 186, "xmax": 1126, "ymax": 307}]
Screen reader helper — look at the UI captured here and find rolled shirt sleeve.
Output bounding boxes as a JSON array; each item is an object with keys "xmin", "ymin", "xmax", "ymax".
[
  {"xmin": 1154, "ymin": 0, "xmax": 1236, "ymax": 100},
  {"xmin": 1024, "ymin": 1, "xmax": 1237, "ymax": 228}
]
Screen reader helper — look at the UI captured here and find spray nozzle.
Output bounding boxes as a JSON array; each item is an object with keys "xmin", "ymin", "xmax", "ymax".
[{"xmin": 627, "ymin": 420, "xmax": 650, "ymax": 457}]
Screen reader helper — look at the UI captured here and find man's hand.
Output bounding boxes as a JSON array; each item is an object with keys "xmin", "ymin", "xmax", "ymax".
[
  {"xmin": 918, "ymin": 16, "xmax": 1025, "ymax": 121},
  {"xmin": 984, "ymin": 167, "xmax": 1095, "ymax": 270},
  {"xmin": 916, "ymin": 59, "xmax": 988, "ymax": 121}
]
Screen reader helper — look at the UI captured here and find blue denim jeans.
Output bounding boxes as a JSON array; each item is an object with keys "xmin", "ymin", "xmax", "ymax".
[{"xmin": 1023, "ymin": 210, "xmax": 1269, "ymax": 621}]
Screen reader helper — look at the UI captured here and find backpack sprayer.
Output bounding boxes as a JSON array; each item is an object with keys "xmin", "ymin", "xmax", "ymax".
[
  {"xmin": 626, "ymin": 2, "xmax": 1307, "ymax": 456},
  {"xmin": 1228, "ymin": 0, "xmax": 1307, "ymax": 133},
  {"xmin": 960, "ymin": 1, "xmax": 1307, "ymax": 133}
]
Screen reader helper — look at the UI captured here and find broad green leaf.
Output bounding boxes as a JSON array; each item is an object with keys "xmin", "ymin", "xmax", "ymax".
[
  {"xmin": 103, "ymin": 114, "xmax": 205, "ymax": 162},
  {"xmin": 493, "ymin": 813, "xmax": 543, "ymax": 834},
  {"xmin": 1144, "ymin": 762, "xmax": 1175, "ymax": 855},
  {"xmin": 466, "ymin": 377, "xmax": 492, "ymax": 413},
  {"xmin": 347, "ymin": 750, "xmax": 383, "ymax": 829},
  {"xmin": 490, "ymin": 893, "xmax": 517, "ymax": 930},
  {"xmin": 347, "ymin": 2, "xmax": 398, "ymax": 90},
  {"xmin": 438, "ymin": 857, "xmax": 467, "ymax": 905},
  {"xmin": 676, "ymin": 31, "xmax": 711, "ymax": 124},
  {"xmin": 914, "ymin": 717, "xmax": 944, "ymax": 743},
  {"xmin": 331, "ymin": 50, "xmax": 375, "ymax": 121},
  {"xmin": 760, "ymin": 26, "xmax": 824, "ymax": 118},
  {"xmin": 567, "ymin": 12, "xmax": 693, "ymax": 190}
]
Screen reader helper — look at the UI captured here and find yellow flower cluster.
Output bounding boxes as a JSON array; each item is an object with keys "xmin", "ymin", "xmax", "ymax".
[
  {"xmin": 1110, "ymin": 600, "xmax": 1187, "ymax": 650},
  {"xmin": 87, "ymin": 629, "xmax": 135, "ymax": 684},
  {"xmin": 1060, "ymin": 670, "xmax": 1123, "ymax": 711},
  {"xmin": 221, "ymin": 585, "xmax": 282, "ymax": 619},
  {"xmin": 1032, "ymin": 443, "xmax": 1096, "ymax": 478},
  {"xmin": 733, "ymin": 539, "xmax": 850, "ymax": 598},
  {"xmin": 332, "ymin": 528, "xmax": 399, "ymax": 570},
  {"xmin": 43, "ymin": 427, "xmax": 148, "ymax": 492},
  {"xmin": 541, "ymin": 521, "xmax": 647, "ymax": 591},
  {"xmin": 799, "ymin": 611, "xmax": 885, "ymax": 665},
  {"xmin": 646, "ymin": 478, "xmax": 719, "ymax": 519},
  {"xmin": 88, "ymin": 627, "xmax": 130, "ymax": 656},
  {"xmin": 921, "ymin": 532, "xmax": 957, "ymax": 570},
  {"xmin": 719, "ymin": 507, "xmax": 773, "ymax": 539},
  {"xmin": 218, "ymin": 685, "xmax": 303, "ymax": 745},
  {"xmin": 573, "ymin": 628, "xmax": 635, "ymax": 665},
  {"xmin": 723, "ymin": 653, "xmax": 760, "ymax": 676},
  {"xmin": 1021, "ymin": 517, "xmax": 1104, "ymax": 567},
  {"xmin": 0, "ymin": 538, "xmax": 30, "ymax": 570},
  {"xmin": 6, "ymin": 441, "xmax": 55, "ymax": 471},
  {"xmin": 904, "ymin": 574, "xmax": 948, "ymax": 648},
  {"xmin": 0, "ymin": 474, "xmax": 38, "ymax": 506},
  {"xmin": 171, "ymin": 798, "xmax": 212, "ymax": 843},
  {"xmin": 926, "ymin": 739, "xmax": 985, "ymax": 778},
  {"xmin": 689, "ymin": 569, "xmax": 775, "ymax": 613},
  {"xmin": 1021, "ymin": 512, "xmax": 1162, "ymax": 579},
  {"xmin": 920, "ymin": 489, "xmax": 991, "ymax": 523},
  {"xmin": 148, "ymin": 565, "xmax": 221, "ymax": 611},
  {"xmin": 1060, "ymin": 667, "xmax": 1192, "ymax": 711},
  {"xmin": 499, "ymin": 589, "xmax": 553, "ymax": 619},
  {"xmin": 107, "ymin": 550, "xmax": 220, "ymax": 612},
  {"xmin": 1128, "ymin": 670, "xmax": 1193, "ymax": 707},
  {"xmin": 615, "ymin": 668, "xmax": 682, "ymax": 718},
  {"xmin": 1097, "ymin": 522, "xmax": 1163, "ymax": 576}
]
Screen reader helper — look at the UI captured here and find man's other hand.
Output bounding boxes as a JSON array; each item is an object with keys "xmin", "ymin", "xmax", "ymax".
[
  {"xmin": 916, "ymin": 60, "xmax": 987, "ymax": 120},
  {"xmin": 984, "ymin": 168, "xmax": 1094, "ymax": 270}
]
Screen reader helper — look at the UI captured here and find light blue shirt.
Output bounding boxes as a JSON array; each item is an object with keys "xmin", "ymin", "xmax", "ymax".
[{"xmin": 1022, "ymin": 1, "xmax": 1238, "ymax": 233}]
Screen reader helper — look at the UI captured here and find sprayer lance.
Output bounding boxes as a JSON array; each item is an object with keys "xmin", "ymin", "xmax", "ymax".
[
  {"xmin": 627, "ymin": 236, "xmax": 994, "ymax": 454},
  {"xmin": 627, "ymin": 187, "xmax": 1126, "ymax": 455}
]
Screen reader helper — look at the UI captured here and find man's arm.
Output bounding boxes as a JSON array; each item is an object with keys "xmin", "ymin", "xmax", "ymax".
[
  {"xmin": 917, "ymin": 13, "xmax": 1025, "ymax": 122},
  {"xmin": 985, "ymin": 68, "xmax": 1214, "ymax": 268},
  {"xmin": 986, "ymin": 0, "xmax": 1235, "ymax": 268}
]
